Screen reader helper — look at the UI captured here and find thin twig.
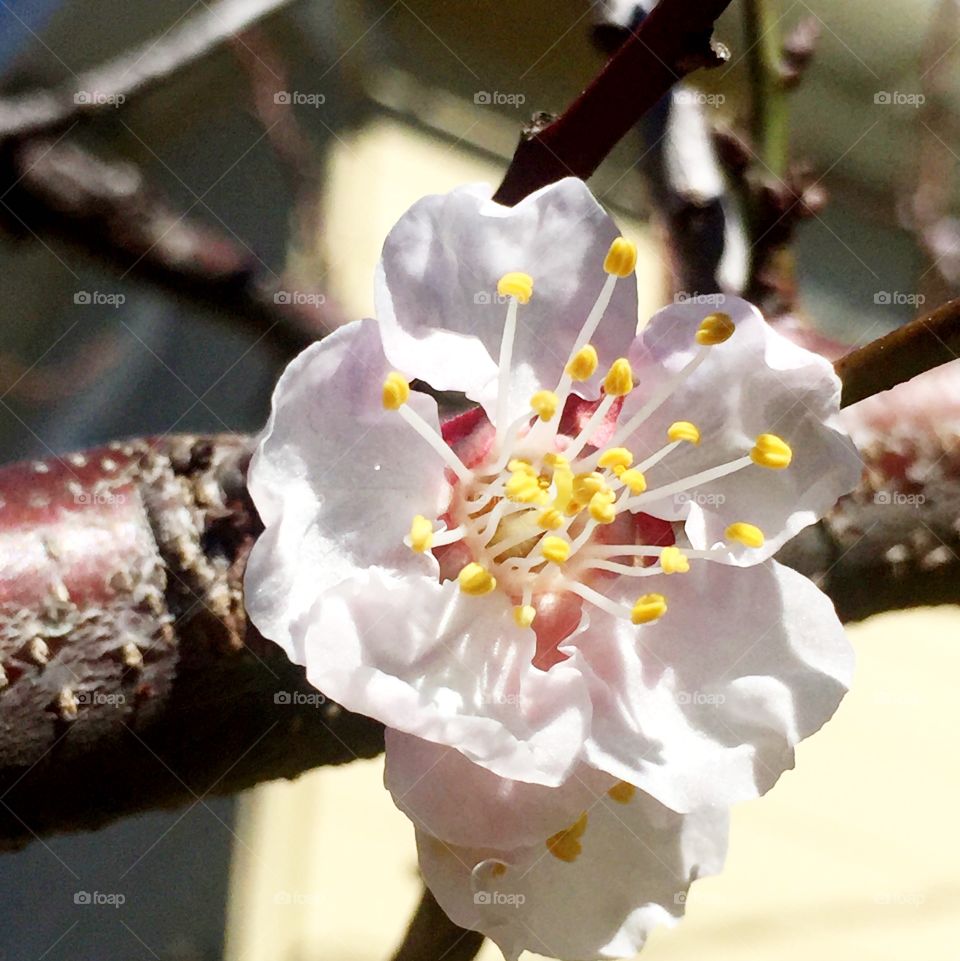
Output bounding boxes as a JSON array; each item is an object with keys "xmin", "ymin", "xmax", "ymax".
[
  {"xmin": 493, "ymin": 0, "xmax": 733, "ymax": 205},
  {"xmin": 391, "ymin": 888, "xmax": 484, "ymax": 961},
  {"xmin": 835, "ymin": 297, "xmax": 960, "ymax": 407}
]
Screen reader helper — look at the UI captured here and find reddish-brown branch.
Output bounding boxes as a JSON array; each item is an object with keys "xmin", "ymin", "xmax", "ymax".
[
  {"xmin": 493, "ymin": 0, "xmax": 732, "ymax": 205},
  {"xmin": 835, "ymin": 297, "xmax": 960, "ymax": 407}
]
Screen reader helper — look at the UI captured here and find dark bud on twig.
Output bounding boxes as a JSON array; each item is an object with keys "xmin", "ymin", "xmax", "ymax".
[{"xmin": 780, "ymin": 16, "xmax": 821, "ymax": 89}]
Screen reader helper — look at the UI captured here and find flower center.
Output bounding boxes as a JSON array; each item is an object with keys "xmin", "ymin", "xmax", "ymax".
[{"xmin": 383, "ymin": 238, "xmax": 791, "ymax": 630}]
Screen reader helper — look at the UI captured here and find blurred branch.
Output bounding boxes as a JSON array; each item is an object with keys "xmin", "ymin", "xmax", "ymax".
[
  {"xmin": 391, "ymin": 888, "xmax": 484, "ymax": 961},
  {"xmin": 494, "ymin": 0, "xmax": 733, "ymax": 205},
  {"xmin": 0, "ymin": 0, "xmax": 299, "ymax": 138},
  {"xmin": 835, "ymin": 297, "xmax": 960, "ymax": 407}
]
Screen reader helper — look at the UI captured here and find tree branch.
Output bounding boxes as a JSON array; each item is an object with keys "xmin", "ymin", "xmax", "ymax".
[
  {"xmin": 391, "ymin": 888, "xmax": 484, "ymax": 961},
  {"xmin": 493, "ymin": 0, "xmax": 733, "ymax": 205}
]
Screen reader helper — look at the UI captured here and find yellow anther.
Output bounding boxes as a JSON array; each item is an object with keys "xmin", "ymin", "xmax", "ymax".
[
  {"xmin": 513, "ymin": 605, "xmax": 537, "ymax": 628},
  {"xmin": 537, "ymin": 508, "xmax": 564, "ymax": 530},
  {"xmin": 508, "ymin": 458, "xmax": 534, "ymax": 474},
  {"xmin": 541, "ymin": 536, "xmax": 571, "ymax": 564},
  {"xmin": 505, "ymin": 473, "xmax": 548, "ymax": 504},
  {"xmin": 607, "ymin": 781, "xmax": 637, "ymax": 804},
  {"xmin": 603, "ymin": 237, "xmax": 638, "ymax": 278},
  {"xmin": 598, "ymin": 448, "xmax": 634, "ymax": 473},
  {"xmin": 588, "ymin": 489, "xmax": 617, "ymax": 525},
  {"xmin": 619, "ymin": 468, "xmax": 647, "ymax": 494},
  {"xmin": 668, "ymin": 421, "xmax": 701, "ymax": 445},
  {"xmin": 409, "ymin": 515, "xmax": 433, "ymax": 553},
  {"xmin": 564, "ymin": 499, "xmax": 585, "ymax": 517},
  {"xmin": 660, "ymin": 546, "xmax": 690, "ymax": 574},
  {"xmin": 603, "ymin": 358, "xmax": 634, "ymax": 396},
  {"xmin": 631, "ymin": 593, "xmax": 668, "ymax": 625},
  {"xmin": 382, "ymin": 371, "xmax": 410, "ymax": 410},
  {"xmin": 566, "ymin": 344, "xmax": 598, "ymax": 382},
  {"xmin": 725, "ymin": 522, "xmax": 766, "ymax": 548},
  {"xmin": 496, "ymin": 271, "xmax": 533, "ymax": 304},
  {"xmin": 546, "ymin": 812, "xmax": 588, "ymax": 863},
  {"xmin": 530, "ymin": 390, "xmax": 559, "ymax": 422},
  {"xmin": 573, "ymin": 472, "xmax": 607, "ymax": 500},
  {"xmin": 695, "ymin": 311, "xmax": 736, "ymax": 346},
  {"xmin": 543, "ymin": 452, "xmax": 569, "ymax": 468},
  {"xmin": 750, "ymin": 433, "xmax": 793, "ymax": 470},
  {"xmin": 458, "ymin": 562, "xmax": 497, "ymax": 596}
]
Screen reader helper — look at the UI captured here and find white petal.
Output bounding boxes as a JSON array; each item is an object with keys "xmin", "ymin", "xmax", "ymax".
[
  {"xmin": 300, "ymin": 569, "xmax": 591, "ymax": 786},
  {"xmin": 572, "ymin": 560, "xmax": 853, "ymax": 811},
  {"xmin": 385, "ymin": 730, "xmax": 613, "ymax": 849},
  {"xmin": 375, "ymin": 179, "xmax": 638, "ymax": 425},
  {"xmin": 243, "ymin": 318, "xmax": 448, "ymax": 662},
  {"xmin": 622, "ymin": 295, "xmax": 862, "ymax": 564},
  {"xmin": 417, "ymin": 790, "xmax": 728, "ymax": 961}
]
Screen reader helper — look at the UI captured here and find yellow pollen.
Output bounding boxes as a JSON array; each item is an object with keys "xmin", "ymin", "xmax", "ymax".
[
  {"xmin": 409, "ymin": 515, "xmax": 433, "ymax": 553},
  {"xmin": 603, "ymin": 358, "xmax": 634, "ymax": 396},
  {"xmin": 544, "ymin": 452, "xmax": 569, "ymax": 468},
  {"xmin": 530, "ymin": 390, "xmax": 559, "ymax": 422},
  {"xmin": 546, "ymin": 812, "xmax": 588, "ymax": 863},
  {"xmin": 607, "ymin": 781, "xmax": 637, "ymax": 804},
  {"xmin": 619, "ymin": 468, "xmax": 647, "ymax": 494},
  {"xmin": 508, "ymin": 458, "xmax": 534, "ymax": 474},
  {"xmin": 589, "ymin": 489, "xmax": 617, "ymax": 524},
  {"xmin": 382, "ymin": 371, "xmax": 410, "ymax": 410},
  {"xmin": 458, "ymin": 562, "xmax": 497, "ymax": 596},
  {"xmin": 566, "ymin": 345, "xmax": 598, "ymax": 382},
  {"xmin": 725, "ymin": 522, "xmax": 765, "ymax": 548},
  {"xmin": 695, "ymin": 311, "xmax": 736, "ymax": 346},
  {"xmin": 496, "ymin": 271, "xmax": 533, "ymax": 304},
  {"xmin": 750, "ymin": 433, "xmax": 793, "ymax": 469},
  {"xmin": 573, "ymin": 472, "xmax": 607, "ymax": 500},
  {"xmin": 541, "ymin": 536, "xmax": 571, "ymax": 564},
  {"xmin": 598, "ymin": 448, "xmax": 634, "ymax": 473},
  {"xmin": 668, "ymin": 421, "xmax": 701, "ymax": 445},
  {"xmin": 632, "ymin": 593, "xmax": 668, "ymax": 624},
  {"xmin": 603, "ymin": 237, "xmax": 638, "ymax": 277},
  {"xmin": 505, "ymin": 472, "xmax": 548, "ymax": 504},
  {"xmin": 564, "ymin": 498, "xmax": 585, "ymax": 517},
  {"xmin": 513, "ymin": 604, "xmax": 537, "ymax": 628},
  {"xmin": 660, "ymin": 546, "xmax": 690, "ymax": 574},
  {"xmin": 537, "ymin": 508, "xmax": 564, "ymax": 530}
]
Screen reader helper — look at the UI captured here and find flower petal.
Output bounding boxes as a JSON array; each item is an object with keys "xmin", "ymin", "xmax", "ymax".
[
  {"xmin": 417, "ymin": 790, "xmax": 728, "ymax": 961},
  {"xmin": 375, "ymin": 179, "xmax": 638, "ymax": 425},
  {"xmin": 300, "ymin": 568, "xmax": 591, "ymax": 786},
  {"xmin": 621, "ymin": 295, "xmax": 861, "ymax": 564},
  {"xmin": 243, "ymin": 318, "xmax": 448, "ymax": 662},
  {"xmin": 572, "ymin": 559, "xmax": 853, "ymax": 812},
  {"xmin": 385, "ymin": 730, "xmax": 613, "ymax": 849}
]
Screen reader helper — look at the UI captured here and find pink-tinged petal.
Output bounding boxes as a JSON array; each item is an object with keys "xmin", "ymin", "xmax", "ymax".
[
  {"xmin": 244, "ymin": 318, "xmax": 448, "ymax": 662},
  {"xmin": 571, "ymin": 560, "xmax": 852, "ymax": 812},
  {"xmin": 375, "ymin": 179, "xmax": 638, "ymax": 426},
  {"xmin": 416, "ymin": 790, "xmax": 728, "ymax": 961},
  {"xmin": 385, "ymin": 730, "xmax": 613, "ymax": 849},
  {"xmin": 621, "ymin": 295, "xmax": 861, "ymax": 564},
  {"xmin": 300, "ymin": 569, "xmax": 591, "ymax": 786}
]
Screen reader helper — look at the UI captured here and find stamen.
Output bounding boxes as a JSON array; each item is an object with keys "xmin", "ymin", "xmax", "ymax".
[
  {"xmin": 597, "ymin": 447, "xmax": 633, "ymax": 473},
  {"xmin": 603, "ymin": 358, "xmax": 634, "ymax": 397},
  {"xmin": 566, "ymin": 345, "xmax": 598, "ymax": 382},
  {"xmin": 497, "ymin": 272, "xmax": 533, "ymax": 304},
  {"xmin": 659, "ymin": 546, "xmax": 690, "ymax": 574},
  {"xmin": 537, "ymin": 508, "xmax": 564, "ymax": 530},
  {"xmin": 618, "ymin": 468, "xmax": 647, "ymax": 494},
  {"xmin": 567, "ymin": 581, "xmax": 637, "ymax": 621},
  {"xmin": 458, "ymin": 562, "xmax": 497, "ymax": 596},
  {"xmin": 631, "ymin": 593, "xmax": 668, "ymax": 624},
  {"xmin": 495, "ymin": 273, "xmax": 533, "ymax": 445},
  {"xmin": 725, "ymin": 522, "xmax": 765, "ymax": 548},
  {"xmin": 603, "ymin": 237, "xmax": 638, "ymax": 278},
  {"xmin": 382, "ymin": 371, "xmax": 410, "ymax": 410},
  {"xmin": 397, "ymin": 405, "xmax": 473, "ymax": 483},
  {"xmin": 750, "ymin": 434, "xmax": 792, "ymax": 469},
  {"xmin": 624, "ymin": 454, "xmax": 754, "ymax": 510},
  {"xmin": 541, "ymin": 536, "xmax": 571, "ymax": 565},
  {"xmin": 695, "ymin": 312, "xmax": 736, "ymax": 346},
  {"xmin": 513, "ymin": 604, "xmax": 537, "ymax": 628},
  {"xmin": 667, "ymin": 421, "xmax": 701, "ymax": 445},
  {"xmin": 530, "ymin": 390, "xmax": 559, "ymax": 422},
  {"xmin": 408, "ymin": 515, "xmax": 433, "ymax": 553},
  {"xmin": 588, "ymin": 489, "xmax": 617, "ymax": 524}
]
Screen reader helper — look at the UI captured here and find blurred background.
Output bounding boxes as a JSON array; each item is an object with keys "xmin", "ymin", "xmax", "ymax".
[{"xmin": 0, "ymin": 0, "xmax": 957, "ymax": 958}]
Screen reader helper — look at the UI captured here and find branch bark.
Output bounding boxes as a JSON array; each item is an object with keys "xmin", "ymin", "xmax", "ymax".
[{"xmin": 493, "ymin": 0, "xmax": 733, "ymax": 205}]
